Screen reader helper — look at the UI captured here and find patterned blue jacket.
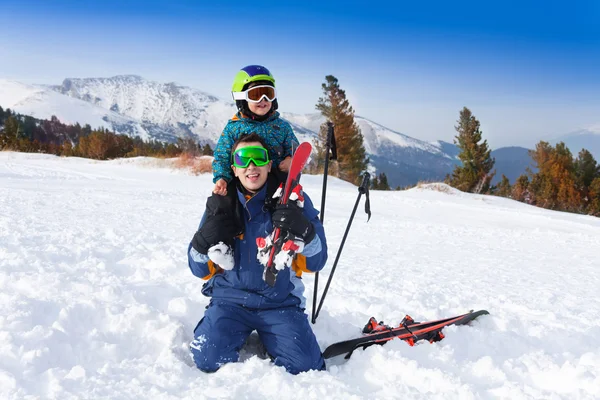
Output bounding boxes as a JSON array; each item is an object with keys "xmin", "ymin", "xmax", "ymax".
[{"xmin": 212, "ymin": 112, "xmax": 299, "ymax": 183}]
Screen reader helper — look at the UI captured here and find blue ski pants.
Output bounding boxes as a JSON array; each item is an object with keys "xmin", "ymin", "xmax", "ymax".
[{"xmin": 190, "ymin": 301, "xmax": 325, "ymax": 374}]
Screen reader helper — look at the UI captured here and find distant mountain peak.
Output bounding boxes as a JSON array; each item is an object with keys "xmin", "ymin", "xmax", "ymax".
[
  {"xmin": 551, "ymin": 125, "xmax": 600, "ymax": 160},
  {"xmin": 584, "ymin": 123, "xmax": 600, "ymax": 134}
]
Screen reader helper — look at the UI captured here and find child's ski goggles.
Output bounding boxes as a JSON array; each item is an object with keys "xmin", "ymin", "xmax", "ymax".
[
  {"xmin": 232, "ymin": 85, "xmax": 277, "ymax": 103},
  {"xmin": 232, "ymin": 146, "xmax": 270, "ymax": 168}
]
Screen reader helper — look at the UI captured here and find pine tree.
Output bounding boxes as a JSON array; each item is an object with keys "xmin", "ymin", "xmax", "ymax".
[
  {"xmin": 61, "ymin": 140, "xmax": 74, "ymax": 157},
  {"xmin": 202, "ymin": 144, "xmax": 214, "ymax": 156},
  {"xmin": 446, "ymin": 107, "xmax": 495, "ymax": 193},
  {"xmin": 1, "ymin": 116, "xmax": 19, "ymax": 149},
  {"xmin": 529, "ymin": 141, "xmax": 580, "ymax": 211},
  {"xmin": 495, "ymin": 175, "xmax": 512, "ymax": 197},
  {"xmin": 370, "ymin": 174, "xmax": 379, "ymax": 190},
  {"xmin": 588, "ymin": 177, "xmax": 600, "ymax": 216},
  {"xmin": 377, "ymin": 172, "xmax": 390, "ymax": 190},
  {"xmin": 574, "ymin": 149, "xmax": 599, "ymax": 205},
  {"xmin": 315, "ymin": 75, "xmax": 368, "ymax": 184},
  {"xmin": 4, "ymin": 116, "xmax": 19, "ymax": 138},
  {"xmin": 512, "ymin": 174, "xmax": 530, "ymax": 203}
]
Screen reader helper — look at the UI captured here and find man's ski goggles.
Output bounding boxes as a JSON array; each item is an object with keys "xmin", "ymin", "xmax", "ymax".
[
  {"xmin": 232, "ymin": 85, "xmax": 277, "ymax": 103},
  {"xmin": 232, "ymin": 146, "xmax": 270, "ymax": 168}
]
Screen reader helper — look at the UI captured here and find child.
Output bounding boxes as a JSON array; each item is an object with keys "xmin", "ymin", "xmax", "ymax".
[{"xmin": 212, "ymin": 65, "xmax": 300, "ymax": 195}]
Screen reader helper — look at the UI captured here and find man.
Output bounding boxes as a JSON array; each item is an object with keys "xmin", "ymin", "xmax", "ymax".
[{"xmin": 187, "ymin": 133, "xmax": 327, "ymax": 374}]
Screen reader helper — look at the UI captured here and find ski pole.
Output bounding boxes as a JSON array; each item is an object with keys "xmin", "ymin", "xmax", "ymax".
[
  {"xmin": 313, "ymin": 172, "xmax": 371, "ymax": 323},
  {"xmin": 319, "ymin": 122, "xmax": 334, "ymax": 222},
  {"xmin": 312, "ymin": 122, "xmax": 335, "ymax": 323}
]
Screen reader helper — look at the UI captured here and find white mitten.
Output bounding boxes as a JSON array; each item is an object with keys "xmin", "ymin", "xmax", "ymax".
[{"xmin": 207, "ymin": 242, "xmax": 234, "ymax": 270}]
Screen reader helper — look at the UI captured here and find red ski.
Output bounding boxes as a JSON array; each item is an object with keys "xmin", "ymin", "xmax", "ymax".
[
  {"xmin": 261, "ymin": 142, "xmax": 312, "ymax": 287},
  {"xmin": 323, "ymin": 309, "xmax": 489, "ymax": 359}
]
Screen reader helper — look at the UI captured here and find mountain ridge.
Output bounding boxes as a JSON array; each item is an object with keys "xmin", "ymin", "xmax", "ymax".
[{"xmin": 0, "ymin": 75, "xmax": 552, "ymax": 186}]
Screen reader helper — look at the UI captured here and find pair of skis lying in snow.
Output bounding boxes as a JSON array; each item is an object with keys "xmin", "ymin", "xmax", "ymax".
[{"xmin": 323, "ymin": 310, "xmax": 490, "ymax": 359}]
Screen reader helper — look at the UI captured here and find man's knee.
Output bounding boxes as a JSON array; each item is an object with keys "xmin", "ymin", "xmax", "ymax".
[
  {"xmin": 276, "ymin": 353, "xmax": 325, "ymax": 375},
  {"xmin": 190, "ymin": 352, "xmax": 220, "ymax": 372},
  {"xmin": 190, "ymin": 337, "xmax": 217, "ymax": 372},
  {"xmin": 189, "ymin": 335, "xmax": 239, "ymax": 372}
]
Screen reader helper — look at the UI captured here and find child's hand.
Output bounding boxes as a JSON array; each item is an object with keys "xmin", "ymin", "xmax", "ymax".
[
  {"xmin": 213, "ymin": 179, "xmax": 227, "ymax": 196},
  {"xmin": 279, "ymin": 156, "xmax": 292, "ymax": 172}
]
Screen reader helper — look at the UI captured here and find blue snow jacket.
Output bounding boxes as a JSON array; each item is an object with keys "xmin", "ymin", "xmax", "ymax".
[
  {"xmin": 188, "ymin": 182, "xmax": 327, "ymax": 309},
  {"xmin": 212, "ymin": 112, "xmax": 300, "ymax": 183}
]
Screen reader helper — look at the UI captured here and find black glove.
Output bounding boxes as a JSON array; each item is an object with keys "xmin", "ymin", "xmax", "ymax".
[
  {"xmin": 191, "ymin": 214, "xmax": 239, "ymax": 255},
  {"xmin": 271, "ymin": 204, "xmax": 316, "ymax": 243}
]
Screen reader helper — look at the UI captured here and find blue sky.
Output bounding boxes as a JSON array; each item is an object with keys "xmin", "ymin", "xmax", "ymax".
[{"xmin": 0, "ymin": 0, "xmax": 599, "ymax": 148}]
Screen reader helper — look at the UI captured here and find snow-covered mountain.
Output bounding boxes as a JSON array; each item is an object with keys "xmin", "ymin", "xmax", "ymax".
[
  {"xmin": 4, "ymin": 75, "xmax": 538, "ymax": 187},
  {"xmin": 282, "ymin": 112, "xmax": 461, "ymax": 186},
  {"xmin": 551, "ymin": 124, "xmax": 600, "ymax": 160},
  {"xmin": 0, "ymin": 79, "xmax": 149, "ymax": 139},
  {"xmin": 2, "ymin": 75, "xmax": 538, "ymax": 186},
  {"xmin": 49, "ymin": 75, "xmax": 235, "ymax": 144},
  {"xmin": 1, "ymin": 75, "xmax": 462, "ymax": 185}
]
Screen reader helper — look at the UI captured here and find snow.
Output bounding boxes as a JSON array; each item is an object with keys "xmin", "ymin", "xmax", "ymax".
[
  {"xmin": 0, "ymin": 80, "xmax": 150, "ymax": 140},
  {"xmin": 207, "ymin": 243, "xmax": 234, "ymax": 271},
  {"xmin": 355, "ymin": 117, "xmax": 446, "ymax": 156},
  {"xmin": 1, "ymin": 152, "xmax": 599, "ymax": 399},
  {"xmin": 2, "ymin": 76, "xmax": 462, "ymax": 179},
  {"xmin": 281, "ymin": 111, "xmax": 450, "ymax": 158},
  {"xmin": 580, "ymin": 124, "xmax": 600, "ymax": 135},
  {"xmin": 52, "ymin": 76, "xmax": 238, "ymax": 144}
]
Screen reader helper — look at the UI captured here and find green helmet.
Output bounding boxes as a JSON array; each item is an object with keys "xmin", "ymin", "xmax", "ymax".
[{"xmin": 231, "ymin": 65, "xmax": 275, "ymax": 92}]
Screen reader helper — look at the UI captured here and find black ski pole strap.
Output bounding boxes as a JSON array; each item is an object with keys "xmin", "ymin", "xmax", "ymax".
[{"xmin": 359, "ymin": 173, "xmax": 371, "ymax": 222}]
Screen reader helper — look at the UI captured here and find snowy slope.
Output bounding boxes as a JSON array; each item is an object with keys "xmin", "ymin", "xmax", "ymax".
[{"xmin": 1, "ymin": 152, "xmax": 599, "ymax": 399}]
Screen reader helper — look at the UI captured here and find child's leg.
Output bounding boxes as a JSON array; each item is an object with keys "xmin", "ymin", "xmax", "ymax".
[
  {"xmin": 190, "ymin": 302, "xmax": 252, "ymax": 372},
  {"xmin": 256, "ymin": 307, "xmax": 325, "ymax": 374}
]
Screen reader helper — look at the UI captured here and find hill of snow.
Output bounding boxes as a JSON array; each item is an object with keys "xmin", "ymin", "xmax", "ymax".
[{"xmin": 1, "ymin": 152, "xmax": 598, "ymax": 399}]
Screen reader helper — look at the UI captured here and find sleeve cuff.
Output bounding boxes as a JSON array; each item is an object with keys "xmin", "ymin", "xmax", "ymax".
[
  {"xmin": 302, "ymin": 235, "xmax": 322, "ymax": 258},
  {"xmin": 190, "ymin": 247, "xmax": 210, "ymax": 263}
]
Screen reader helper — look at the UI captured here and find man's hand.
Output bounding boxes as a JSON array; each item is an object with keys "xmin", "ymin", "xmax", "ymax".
[
  {"xmin": 278, "ymin": 157, "xmax": 292, "ymax": 172},
  {"xmin": 213, "ymin": 179, "xmax": 227, "ymax": 196},
  {"xmin": 271, "ymin": 203, "xmax": 315, "ymax": 243}
]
